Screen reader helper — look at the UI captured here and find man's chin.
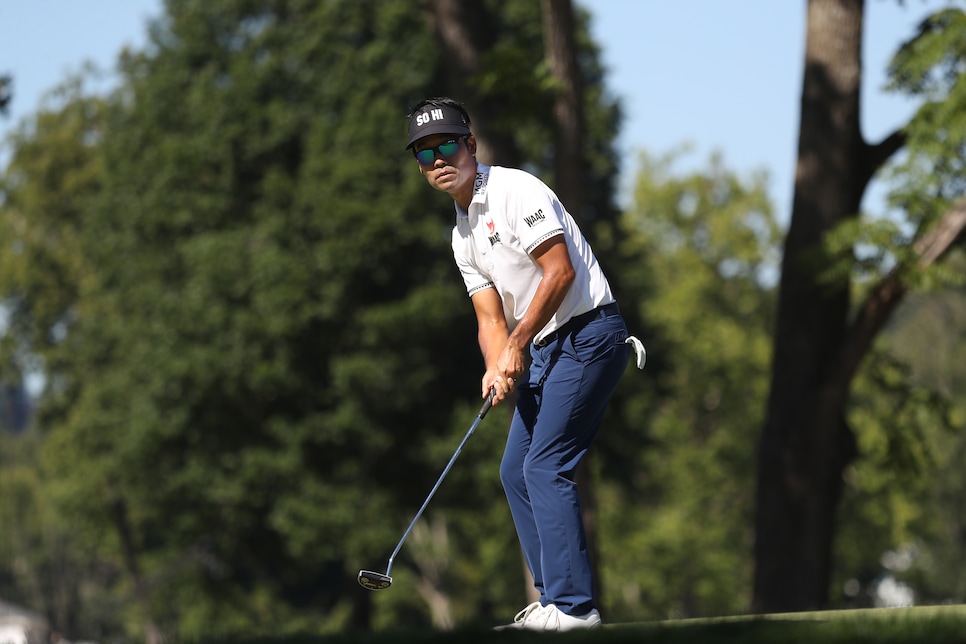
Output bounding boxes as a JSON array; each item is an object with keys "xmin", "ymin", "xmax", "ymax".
[{"xmin": 434, "ymin": 176, "xmax": 457, "ymax": 191}]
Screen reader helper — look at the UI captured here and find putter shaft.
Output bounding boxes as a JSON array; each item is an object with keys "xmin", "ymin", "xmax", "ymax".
[{"xmin": 358, "ymin": 391, "xmax": 495, "ymax": 590}]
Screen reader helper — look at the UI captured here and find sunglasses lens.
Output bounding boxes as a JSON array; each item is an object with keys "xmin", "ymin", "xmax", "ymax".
[
  {"xmin": 415, "ymin": 149, "xmax": 436, "ymax": 165},
  {"xmin": 438, "ymin": 141, "xmax": 459, "ymax": 157}
]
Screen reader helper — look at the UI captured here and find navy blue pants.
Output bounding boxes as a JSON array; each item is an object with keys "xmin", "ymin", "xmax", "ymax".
[{"xmin": 499, "ymin": 306, "xmax": 629, "ymax": 616}]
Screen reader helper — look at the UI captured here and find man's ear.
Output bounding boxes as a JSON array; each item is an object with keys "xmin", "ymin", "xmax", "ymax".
[{"xmin": 467, "ymin": 134, "xmax": 478, "ymax": 156}]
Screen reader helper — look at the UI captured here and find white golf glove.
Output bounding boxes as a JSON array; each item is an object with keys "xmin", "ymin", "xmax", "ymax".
[{"xmin": 625, "ymin": 335, "xmax": 646, "ymax": 370}]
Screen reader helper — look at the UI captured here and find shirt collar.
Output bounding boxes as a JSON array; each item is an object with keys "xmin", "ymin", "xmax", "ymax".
[{"xmin": 456, "ymin": 163, "xmax": 491, "ymax": 218}]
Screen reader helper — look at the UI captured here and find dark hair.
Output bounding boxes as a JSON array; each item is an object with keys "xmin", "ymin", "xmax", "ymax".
[{"xmin": 408, "ymin": 97, "xmax": 472, "ymax": 128}]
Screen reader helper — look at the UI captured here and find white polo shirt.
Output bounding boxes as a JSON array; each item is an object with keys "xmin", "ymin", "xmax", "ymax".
[{"xmin": 451, "ymin": 164, "xmax": 614, "ymax": 345}]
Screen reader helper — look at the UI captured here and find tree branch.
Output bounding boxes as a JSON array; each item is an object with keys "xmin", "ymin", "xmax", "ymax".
[
  {"xmin": 859, "ymin": 128, "xmax": 907, "ymax": 188},
  {"xmin": 423, "ymin": 0, "xmax": 522, "ymax": 166},
  {"xmin": 0, "ymin": 74, "xmax": 11, "ymax": 116},
  {"xmin": 912, "ymin": 198, "xmax": 966, "ymax": 267},
  {"xmin": 838, "ymin": 197, "xmax": 966, "ymax": 389}
]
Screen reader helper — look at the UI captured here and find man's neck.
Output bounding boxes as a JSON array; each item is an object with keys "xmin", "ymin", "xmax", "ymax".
[{"xmin": 453, "ymin": 160, "xmax": 479, "ymax": 211}]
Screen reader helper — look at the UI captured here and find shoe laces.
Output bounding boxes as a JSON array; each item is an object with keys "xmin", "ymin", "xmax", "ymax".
[{"xmin": 512, "ymin": 601, "xmax": 552, "ymax": 626}]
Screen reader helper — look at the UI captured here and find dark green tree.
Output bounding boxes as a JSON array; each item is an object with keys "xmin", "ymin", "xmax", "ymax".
[
  {"xmin": 1, "ymin": 0, "xmax": 621, "ymax": 638},
  {"xmin": 0, "ymin": 76, "xmax": 144, "ymax": 641}
]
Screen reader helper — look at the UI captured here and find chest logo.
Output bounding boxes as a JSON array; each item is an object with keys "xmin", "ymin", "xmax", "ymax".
[{"xmin": 483, "ymin": 216, "xmax": 501, "ymax": 247}]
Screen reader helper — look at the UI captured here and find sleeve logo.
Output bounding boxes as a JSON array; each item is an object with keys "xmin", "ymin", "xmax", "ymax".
[{"xmin": 524, "ymin": 209, "xmax": 546, "ymax": 227}]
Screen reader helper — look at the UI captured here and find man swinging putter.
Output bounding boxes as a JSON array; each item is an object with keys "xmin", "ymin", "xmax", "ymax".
[{"xmin": 406, "ymin": 96, "xmax": 645, "ymax": 631}]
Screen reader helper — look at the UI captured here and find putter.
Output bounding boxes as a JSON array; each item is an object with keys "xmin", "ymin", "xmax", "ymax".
[{"xmin": 358, "ymin": 389, "xmax": 497, "ymax": 591}]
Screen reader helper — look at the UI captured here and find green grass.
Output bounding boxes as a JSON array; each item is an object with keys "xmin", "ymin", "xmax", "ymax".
[
  {"xmin": 625, "ymin": 605, "xmax": 966, "ymax": 643},
  {"xmin": 197, "ymin": 605, "xmax": 966, "ymax": 643}
]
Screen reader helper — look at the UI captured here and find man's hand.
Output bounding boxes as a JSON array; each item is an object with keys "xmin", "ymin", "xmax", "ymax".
[
  {"xmin": 482, "ymin": 342, "xmax": 526, "ymax": 406},
  {"xmin": 471, "ymin": 288, "xmax": 515, "ymax": 406}
]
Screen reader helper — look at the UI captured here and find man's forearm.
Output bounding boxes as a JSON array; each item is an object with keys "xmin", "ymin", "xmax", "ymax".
[
  {"xmin": 507, "ymin": 269, "xmax": 573, "ymax": 350},
  {"xmin": 479, "ymin": 322, "xmax": 509, "ymax": 369}
]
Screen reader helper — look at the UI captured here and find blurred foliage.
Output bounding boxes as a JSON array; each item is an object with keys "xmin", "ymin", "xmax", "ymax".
[
  {"xmin": 597, "ymin": 149, "xmax": 780, "ymax": 621},
  {"xmin": 833, "ymin": 279, "xmax": 966, "ymax": 608}
]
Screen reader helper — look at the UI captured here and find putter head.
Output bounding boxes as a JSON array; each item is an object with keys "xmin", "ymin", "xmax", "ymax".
[{"xmin": 358, "ymin": 570, "xmax": 392, "ymax": 591}]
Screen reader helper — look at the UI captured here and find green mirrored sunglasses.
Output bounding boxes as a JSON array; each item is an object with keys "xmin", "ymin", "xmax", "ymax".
[{"xmin": 413, "ymin": 135, "xmax": 469, "ymax": 165}]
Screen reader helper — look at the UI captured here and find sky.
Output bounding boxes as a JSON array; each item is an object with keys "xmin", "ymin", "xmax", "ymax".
[{"xmin": 0, "ymin": 0, "xmax": 951, "ymax": 226}]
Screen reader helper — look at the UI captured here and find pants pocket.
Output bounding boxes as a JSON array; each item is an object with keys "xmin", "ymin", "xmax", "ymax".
[{"xmin": 567, "ymin": 317, "xmax": 628, "ymax": 365}]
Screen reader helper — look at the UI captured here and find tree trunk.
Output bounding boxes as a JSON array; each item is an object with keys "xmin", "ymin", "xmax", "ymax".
[
  {"xmin": 409, "ymin": 516, "xmax": 455, "ymax": 630},
  {"xmin": 424, "ymin": 0, "xmax": 522, "ymax": 167},
  {"xmin": 540, "ymin": 0, "xmax": 604, "ymax": 612},
  {"xmin": 111, "ymin": 497, "xmax": 164, "ymax": 644},
  {"xmin": 754, "ymin": 0, "xmax": 868, "ymax": 613},
  {"xmin": 542, "ymin": 0, "xmax": 587, "ymax": 232}
]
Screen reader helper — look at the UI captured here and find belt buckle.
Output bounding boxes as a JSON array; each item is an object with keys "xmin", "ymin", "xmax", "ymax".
[{"xmin": 535, "ymin": 331, "xmax": 556, "ymax": 347}]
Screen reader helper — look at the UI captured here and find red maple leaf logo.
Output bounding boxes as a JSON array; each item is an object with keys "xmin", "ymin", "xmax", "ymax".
[{"xmin": 486, "ymin": 218, "xmax": 495, "ymax": 234}]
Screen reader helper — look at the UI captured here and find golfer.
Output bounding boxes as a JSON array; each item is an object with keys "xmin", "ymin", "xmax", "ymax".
[{"xmin": 406, "ymin": 97, "xmax": 634, "ymax": 631}]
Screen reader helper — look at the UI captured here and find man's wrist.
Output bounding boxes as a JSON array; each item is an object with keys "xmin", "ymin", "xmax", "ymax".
[{"xmin": 505, "ymin": 334, "xmax": 530, "ymax": 352}]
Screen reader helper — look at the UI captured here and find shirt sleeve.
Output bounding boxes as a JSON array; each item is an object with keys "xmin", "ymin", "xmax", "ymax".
[
  {"xmin": 504, "ymin": 172, "xmax": 566, "ymax": 254},
  {"xmin": 452, "ymin": 229, "xmax": 494, "ymax": 297}
]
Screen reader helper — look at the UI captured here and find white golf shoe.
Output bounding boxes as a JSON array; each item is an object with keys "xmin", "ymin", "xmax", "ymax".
[{"xmin": 495, "ymin": 601, "xmax": 602, "ymax": 631}]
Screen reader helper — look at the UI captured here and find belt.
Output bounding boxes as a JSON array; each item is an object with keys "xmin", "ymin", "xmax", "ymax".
[{"xmin": 534, "ymin": 302, "xmax": 620, "ymax": 347}]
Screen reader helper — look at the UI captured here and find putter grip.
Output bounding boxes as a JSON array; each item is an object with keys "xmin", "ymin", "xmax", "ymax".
[{"xmin": 478, "ymin": 388, "xmax": 496, "ymax": 418}]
